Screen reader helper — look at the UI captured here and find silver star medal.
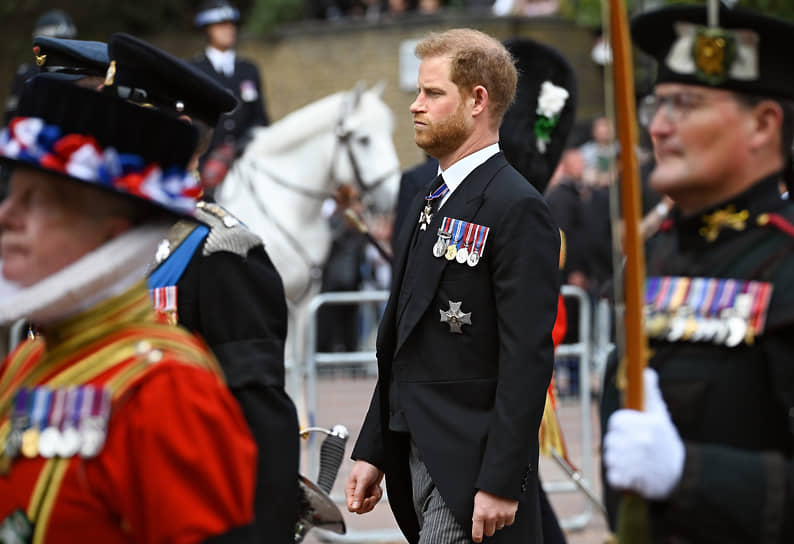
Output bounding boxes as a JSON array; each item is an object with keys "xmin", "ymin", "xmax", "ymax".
[{"xmin": 440, "ymin": 300, "xmax": 472, "ymax": 334}]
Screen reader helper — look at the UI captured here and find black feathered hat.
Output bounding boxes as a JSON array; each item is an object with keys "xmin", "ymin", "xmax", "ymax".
[{"xmin": 500, "ymin": 37, "xmax": 578, "ymax": 194}]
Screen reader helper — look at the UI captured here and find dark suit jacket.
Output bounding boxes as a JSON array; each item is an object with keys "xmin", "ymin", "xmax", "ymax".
[
  {"xmin": 353, "ymin": 153, "xmax": 559, "ymax": 543},
  {"xmin": 190, "ymin": 53, "xmax": 269, "ymax": 154}
]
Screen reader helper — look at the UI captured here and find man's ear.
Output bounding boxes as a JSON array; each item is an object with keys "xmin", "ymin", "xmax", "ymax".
[
  {"xmin": 749, "ymin": 99, "xmax": 784, "ymax": 154},
  {"xmin": 470, "ymin": 85, "xmax": 488, "ymax": 118}
]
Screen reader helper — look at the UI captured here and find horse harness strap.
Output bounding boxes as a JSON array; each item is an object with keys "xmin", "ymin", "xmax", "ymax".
[{"xmin": 237, "ymin": 163, "xmax": 323, "ymax": 304}]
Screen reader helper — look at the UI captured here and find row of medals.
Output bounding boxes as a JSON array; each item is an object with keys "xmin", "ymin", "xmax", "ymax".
[
  {"xmin": 1, "ymin": 386, "xmax": 110, "ymax": 474},
  {"xmin": 432, "ymin": 228, "xmax": 482, "ymax": 266},
  {"xmin": 645, "ymin": 296, "xmax": 756, "ymax": 348}
]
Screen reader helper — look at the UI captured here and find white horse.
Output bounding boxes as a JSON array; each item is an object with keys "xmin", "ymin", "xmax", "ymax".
[{"xmin": 216, "ymin": 83, "xmax": 401, "ymax": 413}]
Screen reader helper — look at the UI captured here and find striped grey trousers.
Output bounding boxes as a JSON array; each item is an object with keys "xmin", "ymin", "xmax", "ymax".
[{"xmin": 409, "ymin": 440, "xmax": 472, "ymax": 544}]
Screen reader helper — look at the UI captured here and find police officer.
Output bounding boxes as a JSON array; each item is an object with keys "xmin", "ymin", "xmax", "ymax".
[
  {"xmin": 190, "ymin": 0, "xmax": 269, "ymax": 192},
  {"xmin": 4, "ymin": 9, "xmax": 77, "ymax": 124},
  {"xmin": 602, "ymin": 4, "xmax": 794, "ymax": 543}
]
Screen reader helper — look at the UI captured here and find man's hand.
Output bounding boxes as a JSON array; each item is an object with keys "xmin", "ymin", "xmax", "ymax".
[
  {"xmin": 604, "ymin": 367, "xmax": 685, "ymax": 499},
  {"xmin": 345, "ymin": 460, "xmax": 384, "ymax": 514},
  {"xmin": 471, "ymin": 490, "xmax": 518, "ymax": 543}
]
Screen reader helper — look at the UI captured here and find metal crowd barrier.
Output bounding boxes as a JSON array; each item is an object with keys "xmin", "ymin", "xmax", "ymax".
[{"xmin": 291, "ymin": 286, "xmax": 610, "ymax": 542}]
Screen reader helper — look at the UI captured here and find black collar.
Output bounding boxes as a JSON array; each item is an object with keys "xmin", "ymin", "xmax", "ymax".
[{"xmin": 672, "ymin": 173, "xmax": 786, "ymax": 251}]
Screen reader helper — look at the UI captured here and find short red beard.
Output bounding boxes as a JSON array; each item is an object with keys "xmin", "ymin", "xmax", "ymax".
[{"xmin": 414, "ymin": 100, "xmax": 469, "ymax": 159}]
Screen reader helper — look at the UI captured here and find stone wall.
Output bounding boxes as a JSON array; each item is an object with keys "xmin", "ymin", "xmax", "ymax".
[
  {"xmin": 4, "ymin": 13, "xmax": 606, "ymax": 170},
  {"xmin": 238, "ymin": 14, "xmax": 605, "ymax": 169}
]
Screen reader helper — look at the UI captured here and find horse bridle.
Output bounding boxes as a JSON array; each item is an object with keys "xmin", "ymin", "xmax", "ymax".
[{"xmin": 237, "ymin": 89, "xmax": 399, "ymax": 304}]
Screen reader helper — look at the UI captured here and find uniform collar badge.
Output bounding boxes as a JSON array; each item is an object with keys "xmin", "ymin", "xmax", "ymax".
[{"xmin": 698, "ymin": 205, "xmax": 749, "ymax": 242}]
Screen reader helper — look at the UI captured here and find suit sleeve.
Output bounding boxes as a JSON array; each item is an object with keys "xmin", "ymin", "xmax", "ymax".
[
  {"xmin": 475, "ymin": 193, "xmax": 560, "ymax": 499},
  {"xmin": 194, "ymin": 246, "xmax": 288, "ymax": 389},
  {"xmin": 657, "ymin": 329, "xmax": 794, "ymax": 542},
  {"xmin": 351, "ymin": 381, "xmax": 387, "ymax": 470}
]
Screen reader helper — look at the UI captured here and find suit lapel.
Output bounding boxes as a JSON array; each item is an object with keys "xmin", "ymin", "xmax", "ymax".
[
  {"xmin": 393, "ymin": 154, "xmax": 508, "ymax": 356},
  {"xmin": 377, "ymin": 176, "xmax": 437, "ymax": 355}
]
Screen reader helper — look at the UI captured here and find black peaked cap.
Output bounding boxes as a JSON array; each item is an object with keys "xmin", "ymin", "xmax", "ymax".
[
  {"xmin": 32, "ymin": 37, "xmax": 109, "ymax": 77},
  {"xmin": 106, "ymin": 33, "xmax": 238, "ymax": 127}
]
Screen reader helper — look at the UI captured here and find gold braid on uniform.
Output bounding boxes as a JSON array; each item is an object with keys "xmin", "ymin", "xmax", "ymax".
[{"xmin": 195, "ymin": 202, "xmax": 262, "ymax": 258}]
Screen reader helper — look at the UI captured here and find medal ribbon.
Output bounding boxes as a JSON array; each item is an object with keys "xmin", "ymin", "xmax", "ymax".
[
  {"xmin": 708, "ymin": 279, "xmax": 727, "ymax": 318},
  {"xmin": 425, "ymin": 182, "xmax": 449, "ymax": 203},
  {"xmin": 687, "ymin": 277, "xmax": 707, "ymax": 316},
  {"xmin": 64, "ymin": 387, "xmax": 83, "ymax": 432},
  {"xmin": 667, "ymin": 277, "xmax": 691, "ymax": 313},
  {"xmin": 47, "ymin": 389, "xmax": 66, "ymax": 431},
  {"xmin": 717, "ymin": 279, "xmax": 739, "ymax": 315},
  {"xmin": 750, "ymin": 281, "xmax": 773, "ymax": 333},
  {"xmin": 645, "ymin": 277, "xmax": 660, "ymax": 306},
  {"xmin": 654, "ymin": 277, "xmax": 673, "ymax": 312},
  {"xmin": 701, "ymin": 278, "xmax": 719, "ymax": 317},
  {"xmin": 30, "ymin": 388, "xmax": 51, "ymax": 431},
  {"xmin": 462, "ymin": 222, "xmax": 475, "ymax": 250},
  {"xmin": 452, "ymin": 220, "xmax": 468, "ymax": 249},
  {"xmin": 474, "ymin": 225, "xmax": 490, "ymax": 258},
  {"xmin": 79, "ymin": 386, "xmax": 95, "ymax": 430}
]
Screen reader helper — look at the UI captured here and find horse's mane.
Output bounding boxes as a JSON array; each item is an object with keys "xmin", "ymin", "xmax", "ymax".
[{"xmin": 246, "ymin": 91, "xmax": 347, "ymax": 154}]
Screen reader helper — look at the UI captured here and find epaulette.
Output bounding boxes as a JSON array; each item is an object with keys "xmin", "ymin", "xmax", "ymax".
[{"xmin": 195, "ymin": 201, "xmax": 262, "ymax": 257}]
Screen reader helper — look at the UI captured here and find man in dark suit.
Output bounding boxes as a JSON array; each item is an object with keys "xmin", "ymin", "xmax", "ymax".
[
  {"xmin": 190, "ymin": 0, "xmax": 269, "ymax": 193},
  {"xmin": 346, "ymin": 28, "xmax": 560, "ymax": 544}
]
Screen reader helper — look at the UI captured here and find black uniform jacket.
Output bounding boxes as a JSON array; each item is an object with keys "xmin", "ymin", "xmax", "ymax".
[
  {"xmin": 353, "ymin": 153, "xmax": 560, "ymax": 543},
  {"xmin": 190, "ymin": 53, "xmax": 269, "ymax": 152},
  {"xmin": 602, "ymin": 175, "xmax": 794, "ymax": 543},
  {"xmin": 174, "ymin": 220, "xmax": 298, "ymax": 544}
]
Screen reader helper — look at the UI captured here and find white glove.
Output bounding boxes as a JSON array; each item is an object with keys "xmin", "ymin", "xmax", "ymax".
[{"xmin": 603, "ymin": 367, "xmax": 685, "ymax": 500}]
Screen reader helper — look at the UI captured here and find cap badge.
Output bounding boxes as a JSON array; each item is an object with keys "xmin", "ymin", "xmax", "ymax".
[
  {"xmin": 35, "ymin": 53, "xmax": 47, "ymax": 68},
  {"xmin": 693, "ymin": 27, "xmax": 736, "ymax": 85},
  {"xmin": 666, "ymin": 23, "xmax": 759, "ymax": 85},
  {"xmin": 104, "ymin": 60, "xmax": 116, "ymax": 87}
]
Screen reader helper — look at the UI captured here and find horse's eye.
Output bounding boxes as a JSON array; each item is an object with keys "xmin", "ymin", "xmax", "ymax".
[{"xmin": 357, "ymin": 135, "xmax": 370, "ymax": 146}]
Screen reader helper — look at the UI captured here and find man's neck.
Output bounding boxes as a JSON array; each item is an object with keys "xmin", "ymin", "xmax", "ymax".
[
  {"xmin": 207, "ymin": 44, "xmax": 233, "ymax": 53},
  {"xmin": 438, "ymin": 133, "xmax": 499, "ymax": 171}
]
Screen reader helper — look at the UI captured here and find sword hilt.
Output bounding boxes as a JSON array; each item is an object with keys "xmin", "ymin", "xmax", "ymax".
[{"xmin": 316, "ymin": 424, "xmax": 349, "ymax": 495}]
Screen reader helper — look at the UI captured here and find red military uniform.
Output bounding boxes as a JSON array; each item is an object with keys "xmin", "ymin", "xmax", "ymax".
[{"xmin": 0, "ymin": 283, "xmax": 257, "ymax": 543}]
